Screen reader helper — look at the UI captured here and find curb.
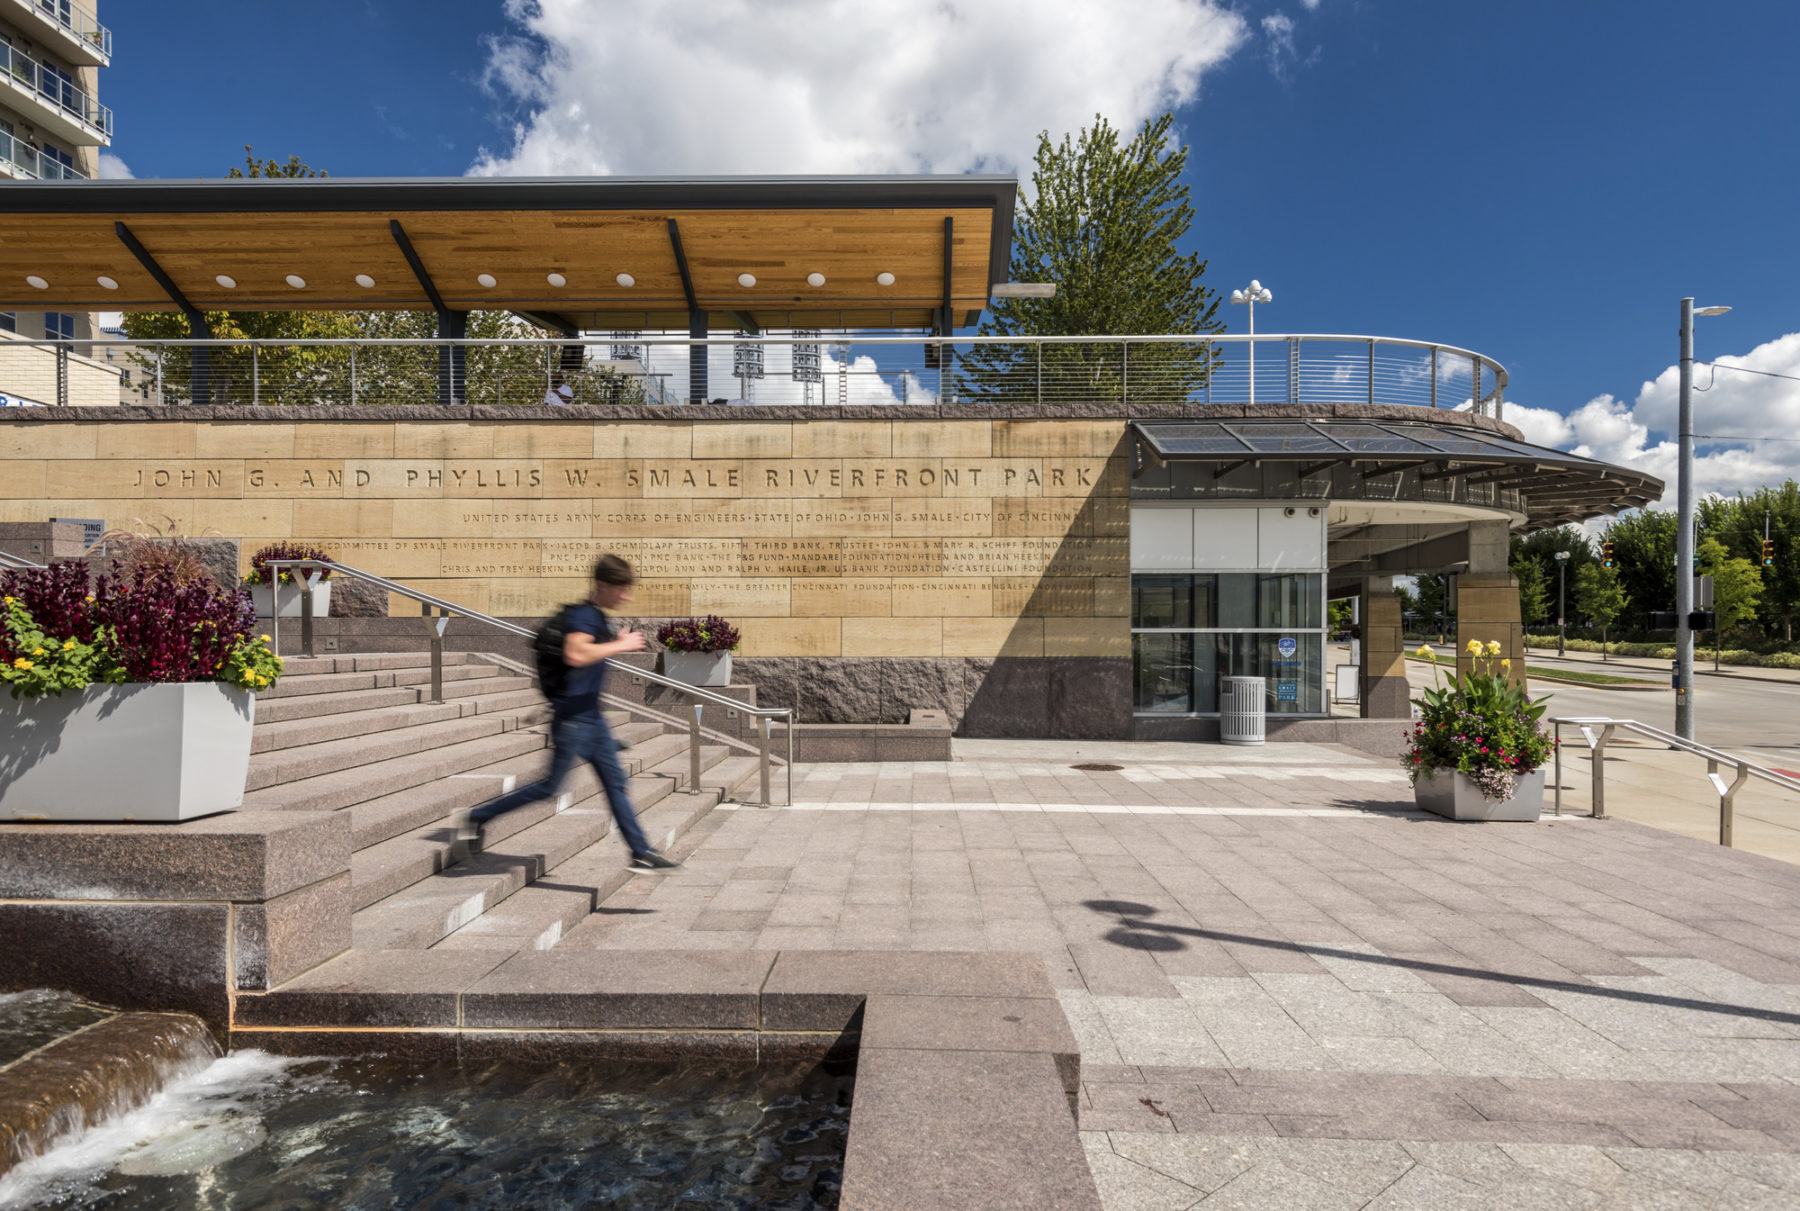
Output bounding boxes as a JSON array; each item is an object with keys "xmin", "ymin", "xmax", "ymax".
[
  {"xmin": 1522, "ymin": 649, "xmax": 1800, "ymax": 689},
  {"xmin": 1405, "ymin": 656, "xmax": 1659, "ymax": 692}
]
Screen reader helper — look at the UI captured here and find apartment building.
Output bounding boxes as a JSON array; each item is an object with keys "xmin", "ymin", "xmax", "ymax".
[{"xmin": 0, "ymin": 0, "xmax": 110, "ymax": 357}]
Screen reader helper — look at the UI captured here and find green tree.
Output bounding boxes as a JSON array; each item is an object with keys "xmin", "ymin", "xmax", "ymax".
[
  {"xmin": 1601, "ymin": 510, "xmax": 1678, "ymax": 632},
  {"xmin": 1573, "ymin": 562, "xmax": 1628, "ymax": 659},
  {"xmin": 1700, "ymin": 481, "xmax": 1800, "ymax": 642},
  {"xmin": 1512, "ymin": 557, "xmax": 1550, "ymax": 627},
  {"xmin": 957, "ymin": 112, "xmax": 1222, "ymax": 404},
  {"xmin": 1510, "ymin": 526, "xmax": 1595, "ymax": 626},
  {"xmin": 1414, "ymin": 572, "xmax": 1451, "ymax": 641},
  {"xmin": 1699, "ymin": 536, "xmax": 1763, "ymax": 668}
]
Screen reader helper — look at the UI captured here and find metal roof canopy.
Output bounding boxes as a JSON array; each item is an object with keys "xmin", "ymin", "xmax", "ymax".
[
  {"xmin": 1131, "ymin": 419, "xmax": 1663, "ymax": 528},
  {"xmin": 0, "ymin": 175, "xmax": 1017, "ymax": 332}
]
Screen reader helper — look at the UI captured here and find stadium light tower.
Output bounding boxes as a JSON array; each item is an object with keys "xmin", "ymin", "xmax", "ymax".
[{"xmin": 1230, "ymin": 280, "xmax": 1273, "ymax": 403}]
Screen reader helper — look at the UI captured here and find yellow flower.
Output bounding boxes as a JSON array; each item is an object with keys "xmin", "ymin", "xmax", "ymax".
[
  {"xmin": 260, "ymin": 635, "xmax": 272, "ymax": 643},
  {"xmin": 30, "ymin": 647, "xmax": 45, "ymax": 656},
  {"xmin": 84, "ymin": 595, "xmax": 94, "ymax": 602},
  {"xmin": 1465, "ymin": 639, "xmax": 1483, "ymax": 655},
  {"xmin": 1416, "ymin": 644, "xmax": 1434, "ymax": 658},
  {"xmin": 12, "ymin": 658, "xmax": 32, "ymax": 670},
  {"xmin": 2, "ymin": 595, "xmax": 12, "ymax": 604},
  {"xmin": 61, "ymin": 640, "xmax": 75, "ymax": 650},
  {"xmin": 1485, "ymin": 641, "xmax": 1502, "ymax": 657},
  {"xmin": 1501, "ymin": 658, "xmax": 1512, "ymax": 671}
]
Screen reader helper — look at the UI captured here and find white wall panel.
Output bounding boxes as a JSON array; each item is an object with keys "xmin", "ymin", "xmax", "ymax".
[
  {"xmin": 1129, "ymin": 507, "xmax": 1194, "ymax": 570},
  {"xmin": 1191, "ymin": 507, "xmax": 1259, "ymax": 569},
  {"xmin": 1258, "ymin": 507, "xmax": 1326, "ymax": 571}
]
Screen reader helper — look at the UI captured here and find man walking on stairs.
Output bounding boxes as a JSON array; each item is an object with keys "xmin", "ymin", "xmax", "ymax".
[{"xmin": 450, "ymin": 554, "xmax": 679, "ymax": 870}]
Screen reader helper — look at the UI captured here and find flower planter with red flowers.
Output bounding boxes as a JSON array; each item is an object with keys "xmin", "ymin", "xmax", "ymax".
[
  {"xmin": 655, "ymin": 615, "xmax": 741, "ymax": 687},
  {"xmin": 244, "ymin": 543, "xmax": 335, "ymax": 618},
  {"xmin": 0, "ymin": 561, "xmax": 284, "ymax": 823},
  {"xmin": 1404, "ymin": 640, "xmax": 1553, "ymax": 823}
]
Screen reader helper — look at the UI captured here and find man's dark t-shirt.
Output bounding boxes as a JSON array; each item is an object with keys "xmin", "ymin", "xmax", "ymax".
[{"xmin": 556, "ymin": 603, "xmax": 612, "ymax": 721}]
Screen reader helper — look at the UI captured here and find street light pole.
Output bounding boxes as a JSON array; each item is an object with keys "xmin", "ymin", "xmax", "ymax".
[
  {"xmin": 1676, "ymin": 297, "xmax": 1733, "ymax": 742},
  {"xmin": 1555, "ymin": 550, "xmax": 1569, "ymax": 657},
  {"xmin": 1230, "ymin": 280, "xmax": 1272, "ymax": 404}
]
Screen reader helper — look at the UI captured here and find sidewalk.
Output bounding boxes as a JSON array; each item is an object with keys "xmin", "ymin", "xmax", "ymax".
[
  {"xmin": 1523, "ymin": 644, "xmax": 1800, "ymax": 688},
  {"xmin": 570, "ymin": 739, "xmax": 1800, "ymax": 1208}
]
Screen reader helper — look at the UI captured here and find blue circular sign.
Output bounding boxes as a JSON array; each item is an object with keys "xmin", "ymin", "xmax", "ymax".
[{"xmin": 1277, "ymin": 637, "xmax": 1298, "ymax": 658}]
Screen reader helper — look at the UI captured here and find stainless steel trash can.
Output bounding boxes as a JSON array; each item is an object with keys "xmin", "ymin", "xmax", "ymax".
[{"xmin": 1220, "ymin": 676, "xmax": 1267, "ymax": 746}]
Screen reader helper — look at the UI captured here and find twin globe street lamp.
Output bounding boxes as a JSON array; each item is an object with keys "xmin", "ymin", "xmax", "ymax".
[{"xmin": 1231, "ymin": 280, "xmax": 1273, "ymax": 403}]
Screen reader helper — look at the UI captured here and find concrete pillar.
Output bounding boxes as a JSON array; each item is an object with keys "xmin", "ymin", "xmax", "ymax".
[
  {"xmin": 1457, "ymin": 521, "xmax": 1526, "ymax": 689},
  {"xmin": 1360, "ymin": 577, "xmax": 1411, "ymax": 718}
]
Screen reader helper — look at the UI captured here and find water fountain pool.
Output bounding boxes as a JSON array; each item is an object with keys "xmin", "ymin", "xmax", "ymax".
[{"xmin": 0, "ymin": 992, "xmax": 850, "ymax": 1210}]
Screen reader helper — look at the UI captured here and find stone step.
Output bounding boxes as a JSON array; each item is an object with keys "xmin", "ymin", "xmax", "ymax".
[
  {"xmin": 350, "ymin": 746, "xmax": 729, "ymax": 949},
  {"xmin": 245, "ymin": 711, "xmax": 546, "ymax": 792},
  {"xmin": 249, "ymin": 688, "xmax": 562, "ymax": 754},
  {"xmin": 262, "ymin": 662, "xmax": 502, "ymax": 701},
  {"xmin": 239, "ymin": 730, "xmax": 551, "ymax": 815},
  {"xmin": 433, "ymin": 788, "xmax": 721, "ymax": 952},
  {"xmin": 277, "ymin": 651, "xmax": 479, "ymax": 677},
  {"xmin": 343, "ymin": 723, "xmax": 678, "ymax": 859},
  {"xmin": 254, "ymin": 675, "xmax": 536, "ymax": 723}
]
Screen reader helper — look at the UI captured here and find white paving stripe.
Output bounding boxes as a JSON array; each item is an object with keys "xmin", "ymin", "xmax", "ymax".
[{"xmin": 719, "ymin": 801, "xmax": 1416, "ymax": 815}]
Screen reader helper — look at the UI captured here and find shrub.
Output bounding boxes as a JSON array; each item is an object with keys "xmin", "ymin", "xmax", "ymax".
[
  {"xmin": 1403, "ymin": 640, "xmax": 1553, "ymax": 801},
  {"xmin": 0, "ymin": 561, "xmax": 282, "ymax": 699},
  {"xmin": 655, "ymin": 615, "xmax": 741, "ymax": 653},
  {"xmin": 245, "ymin": 542, "xmax": 335, "ymax": 586},
  {"xmin": 95, "ymin": 515, "xmax": 221, "ymax": 587}
]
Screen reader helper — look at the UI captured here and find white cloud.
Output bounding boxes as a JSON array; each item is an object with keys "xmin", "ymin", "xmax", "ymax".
[
  {"xmin": 1261, "ymin": 12, "xmax": 1297, "ymax": 78},
  {"xmin": 97, "ymin": 151, "xmax": 133, "ymax": 179},
  {"xmin": 471, "ymin": 0, "xmax": 1248, "ymax": 177},
  {"xmin": 1300, "ymin": 0, "xmax": 1322, "ymax": 8},
  {"xmin": 1500, "ymin": 330, "xmax": 1800, "ymax": 510}
]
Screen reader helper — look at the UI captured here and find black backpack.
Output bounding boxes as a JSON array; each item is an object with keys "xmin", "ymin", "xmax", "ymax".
[
  {"xmin": 531, "ymin": 603, "xmax": 616, "ymax": 702},
  {"xmin": 532, "ymin": 603, "xmax": 582, "ymax": 701}
]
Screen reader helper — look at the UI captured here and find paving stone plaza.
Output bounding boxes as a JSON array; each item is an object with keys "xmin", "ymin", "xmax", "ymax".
[{"xmin": 586, "ymin": 741, "xmax": 1800, "ymax": 1208}]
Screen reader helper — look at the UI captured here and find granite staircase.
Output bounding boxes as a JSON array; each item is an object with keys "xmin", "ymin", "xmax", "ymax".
[{"xmin": 243, "ymin": 650, "xmax": 762, "ymax": 955}]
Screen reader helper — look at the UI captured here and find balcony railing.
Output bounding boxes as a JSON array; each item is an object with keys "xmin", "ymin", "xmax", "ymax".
[
  {"xmin": 5, "ymin": 333, "xmax": 1507, "ymax": 418},
  {"xmin": 0, "ymin": 126, "xmax": 88, "ymax": 179},
  {"xmin": 25, "ymin": 0, "xmax": 113, "ymax": 60},
  {"xmin": 0, "ymin": 39, "xmax": 111, "ymax": 138}
]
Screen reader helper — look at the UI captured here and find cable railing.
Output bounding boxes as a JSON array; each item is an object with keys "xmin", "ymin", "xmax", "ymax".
[
  {"xmin": 1551, "ymin": 716, "xmax": 1800, "ymax": 846},
  {"xmin": 264, "ymin": 559, "xmax": 793, "ymax": 808},
  {"xmin": 7, "ymin": 333, "xmax": 1507, "ymax": 418}
]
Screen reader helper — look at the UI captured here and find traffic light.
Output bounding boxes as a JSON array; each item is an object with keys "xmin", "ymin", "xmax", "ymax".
[
  {"xmin": 1765, "ymin": 538, "xmax": 1777, "ymax": 567},
  {"xmin": 1601, "ymin": 541, "xmax": 1615, "ymax": 569}
]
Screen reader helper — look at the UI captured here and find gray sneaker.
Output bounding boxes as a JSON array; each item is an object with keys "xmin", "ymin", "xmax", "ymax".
[{"xmin": 630, "ymin": 850, "xmax": 679, "ymax": 870}]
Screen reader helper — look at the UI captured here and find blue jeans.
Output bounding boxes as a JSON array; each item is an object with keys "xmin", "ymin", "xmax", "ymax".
[{"xmin": 468, "ymin": 714, "xmax": 652, "ymax": 856}]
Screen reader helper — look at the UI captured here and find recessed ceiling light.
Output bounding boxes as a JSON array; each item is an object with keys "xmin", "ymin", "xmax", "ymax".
[
  {"xmin": 355, "ymin": 274, "xmax": 375, "ymax": 288},
  {"xmin": 25, "ymin": 275, "xmax": 47, "ymax": 290},
  {"xmin": 285, "ymin": 274, "xmax": 306, "ymax": 289},
  {"xmin": 546, "ymin": 272, "xmax": 566, "ymax": 288},
  {"xmin": 477, "ymin": 273, "xmax": 497, "ymax": 288},
  {"xmin": 737, "ymin": 273, "xmax": 756, "ymax": 288},
  {"xmin": 215, "ymin": 274, "xmax": 237, "ymax": 289},
  {"xmin": 876, "ymin": 272, "xmax": 895, "ymax": 287},
  {"xmin": 807, "ymin": 272, "xmax": 826, "ymax": 287},
  {"xmin": 96, "ymin": 275, "xmax": 117, "ymax": 290},
  {"xmin": 616, "ymin": 273, "xmax": 635, "ymax": 288}
]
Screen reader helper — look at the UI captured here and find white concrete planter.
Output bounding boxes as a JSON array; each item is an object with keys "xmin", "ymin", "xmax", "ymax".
[
  {"xmin": 0, "ymin": 682, "xmax": 256, "ymax": 822},
  {"xmin": 249, "ymin": 580, "xmax": 331, "ymax": 619},
  {"xmin": 662, "ymin": 650, "xmax": 733, "ymax": 687},
  {"xmin": 1414, "ymin": 767, "xmax": 1545, "ymax": 822}
]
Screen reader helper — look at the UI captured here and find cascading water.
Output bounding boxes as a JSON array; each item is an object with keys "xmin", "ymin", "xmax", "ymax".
[
  {"xmin": 0, "ymin": 990, "xmax": 850, "ymax": 1210},
  {"xmin": 0, "ymin": 992, "xmax": 221, "ymax": 1183}
]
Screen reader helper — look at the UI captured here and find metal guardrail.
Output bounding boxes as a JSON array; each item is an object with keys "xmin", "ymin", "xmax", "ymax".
[
  {"xmin": 1551, "ymin": 716, "xmax": 1800, "ymax": 846},
  {"xmin": 0, "ymin": 550, "xmax": 46, "ymax": 569},
  {"xmin": 0, "ymin": 127, "xmax": 89, "ymax": 181},
  {"xmin": 263, "ymin": 558, "xmax": 793, "ymax": 807},
  {"xmin": 5, "ymin": 333, "xmax": 1507, "ymax": 418},
  {"xmin": 0, "ymin": 40, "xmax": 112, "ymax": 137},
  {"xmin": 11, "ymin": 0, "xmax": 113, "ymax": 59}
]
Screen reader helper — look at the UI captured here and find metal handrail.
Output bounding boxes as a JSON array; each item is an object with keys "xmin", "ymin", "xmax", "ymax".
[
  {"xmin": 6, "ymin": 331, "xmax": 1507, "ymax": 417},
  {"xmin": 1551, "ymin": 715, "xmax": 1800, "ymax": 846},
  {"xmin": 0, "ymin": 550, "xmax": 46, "ymax": 569},
  {"xmin": 264, "ymin": 558, "xmax": 792, "ymax": 807}
]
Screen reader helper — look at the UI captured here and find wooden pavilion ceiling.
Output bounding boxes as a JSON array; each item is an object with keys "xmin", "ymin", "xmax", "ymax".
[{"xmin": 0, "ymin": 176, "xmax": 1016, "ymax": 331}]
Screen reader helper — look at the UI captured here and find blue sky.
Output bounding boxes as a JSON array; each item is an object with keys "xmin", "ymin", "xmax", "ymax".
[{"xmin": 102, "ymin": 1, "xmax": 1799, "ymax": 498}]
